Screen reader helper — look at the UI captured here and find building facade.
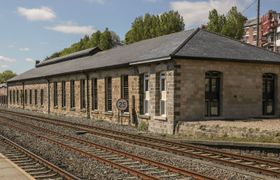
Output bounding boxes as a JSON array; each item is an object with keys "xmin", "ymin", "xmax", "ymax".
[
  {"xmin": 7, "ymin": 29, "xmax": 280, "ymax": 134},
  {"xmin": 244, "ymin": 10, "xmax": 280, "ymax": 53}
]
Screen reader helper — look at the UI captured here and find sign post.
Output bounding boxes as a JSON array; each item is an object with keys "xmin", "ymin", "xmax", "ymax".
[{"xmin": 116, "ymin": 99, "xmax": 128, "ymax": 124}]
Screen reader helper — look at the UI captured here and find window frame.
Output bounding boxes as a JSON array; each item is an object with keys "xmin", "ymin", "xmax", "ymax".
[
  {"xmin": 92, "ymin": 78, "xmax": 98, "ymax": 110},
  {"xmin": 53, "ymin": 82, "xmax": 58, "ymax": 107},
  {"xmin": 105, "ymin": 77, "xmax": 112, "ymax": 112},
  {"xmin": 40, "ymin": 89, "xmax": 44, "ymax": 106},
  {"xmin": 61, "ymin": 81, "xmax": 66, "ymax": 108},
  {"xmin": 70, "ymin": 80, "xmax": 75, "ymax": 108},
  {"xmin": 80, "ymin": 79, "xmax": 86, "ymax": 109},
  {"xmin": 121, "ymin": 75, "xmax": 129, "ymax": 112}
]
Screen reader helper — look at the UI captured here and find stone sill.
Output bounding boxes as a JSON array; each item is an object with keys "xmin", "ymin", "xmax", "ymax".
[
  {"xmin": 70, "ymin": 107, "xmax": 76, "ymax": 111},
  {"xmin": 80, "ymin": 108, "xmax": 86, "ymax": 113},
  {"xmin": 62, "ymin": 107, "xmax": 66, "ymax": 110},
  {"xmin": 120, "ymin": 112, "xmax": 130, "ymax": 117},
  {"xmin": 138, "ymin": 115, "xmax": 150, "ymax": 120},
  {"xmin": 103, "ymin": 111, "xmax": 113, "ymax": 116},
  {"xmin": 155, "ymin": 116, "xmax": 167, "ymax": 121},
  {"xmin": 91, "ymin": 110, "xmax": 99, "ymax": 114},
  {"xmin": 54, "ymin": 106, "xmax": 58, "ymax": 109}
]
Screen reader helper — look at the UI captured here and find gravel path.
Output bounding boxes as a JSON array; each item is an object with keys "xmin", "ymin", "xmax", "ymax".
[{"xmin": 0, "ymin": 111, "xmax": 274, "ymax": 180}]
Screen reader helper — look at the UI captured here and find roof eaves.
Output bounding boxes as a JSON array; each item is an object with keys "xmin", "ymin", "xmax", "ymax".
[{"xmin": 129, "ymin": 56, "xmax": 171, "ymax": 65}]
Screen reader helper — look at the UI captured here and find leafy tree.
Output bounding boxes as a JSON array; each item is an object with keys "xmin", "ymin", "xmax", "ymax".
[
  {"xmin": 125, "ymin": 11, "xmax": 185, "ymax": 44},
  {"xmin": 46, "ymin": 28, "xmax": 120, "ymax": 60},
  {"xmin": 207, "ymin": 7, "xmax": 247, "ymax": 40},
  {"xmin": 100, "ymin": 28, "xmax": 113, "ymax": 50},
  {"xmin": 0, "ymin": 70, "xmax": 17, "ymax": 83}
]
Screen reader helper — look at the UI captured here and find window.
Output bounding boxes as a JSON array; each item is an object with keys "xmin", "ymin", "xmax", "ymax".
[
  {"xmin": 29, "ymin": 89, "xmax": 32, "ymax": 105},
  {"xmin": 80, "ymin": 79, "xmax": 86, "ymax": 109},
  {"xmin": 62, "ymin": 81, "xmax": 66, "ymax": 108},
  {"xmin": 9, "ymin": 90, "xmax": 12, "ymax": 104},
  {"xmin": 144, "ymin": 74, "xmax": 149, "ymax": 115},
  {"xmin": 205, "ymin": 71, "xmax": 222, "ymax": 117},
  {"xmin": 160, "ymin": 73, "xmax": 166, "ymax": 116},
  {"xmin": 144, "ymin": 74, "xmax": 149, "ymax": 92},
  {"xmin": 20, "ymin": 90, "xmax": 23, "ymax": 105},
  {"xmin": 16, "ymin": 90, "xmax": 19, "ymax": 104},
  {"xmin": 40, "ymin": 89, "xmax": 44, "ymax": 106},
  {"xmin": 160, "ymin": 73, "xmax": 166, "ymax": 91},
  {"xmin": 92, "ymin": 78, "xmax": 98, "ymax": 110},
  {"xmin": 24, "ymin": 90, "xmax": 27, "ymax": 104},
  {"xmin": 34, "ymin": 89, "xmax": 37, "ymax": 105},
  {"xmin": 121, "ymin": 75, "xmax": 129, "ymax": 112},
  {"xmin": 263, "ymin": 73, "xmax": 276, "ymax": 115},
  {"xmin": 13, "ymin": 90, "xmax": 15, "ymax": 104},
  {"xmin": 70, "ymin": 80, "xmax": 75, "ymax": 108},
  {"xmin": 53, "ymin": 82, "xmax": 58, "ymax": 107},
  {"xmin": 105, "ymin": 77, "xmax": 112, "ymax": 111}
]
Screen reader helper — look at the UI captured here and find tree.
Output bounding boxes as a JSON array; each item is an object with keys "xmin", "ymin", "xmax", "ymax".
[
  {"xmin": 206, "ymin": 7, "xmax": 247, "ymax": 40},
  {"xmin": 100, "ymin": 28, "xmax": 113, "ymax": 50},
  {"xmin": 46, "ymin": 28, "xmax": 120, "ymax": 60},
  {"xmin": 0, "ymin": 70, "xmax": 16, "ymax": 83},
  {"xmin": 125, "ymin": 11, "xmax": 185, "ymax": 44}
]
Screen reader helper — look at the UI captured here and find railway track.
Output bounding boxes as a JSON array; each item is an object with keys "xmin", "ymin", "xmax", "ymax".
[
  {"xmin": 0, "ymin": 134, "xmax": 80, "ymax": 180},
  {"xmin": 1, "ymin": 109, "xmax": 280, "ymax": 178},
  {"xmin": 0, "ymin": 115, "xmax": 213, "ymax": 180}
]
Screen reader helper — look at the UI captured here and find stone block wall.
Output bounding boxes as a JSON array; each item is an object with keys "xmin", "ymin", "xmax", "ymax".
[{"xmin": 175, "ymin": 59, "xmax": 280, "ymax": 122}]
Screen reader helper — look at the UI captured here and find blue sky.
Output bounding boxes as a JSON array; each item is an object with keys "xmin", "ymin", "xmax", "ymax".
[{"xmin": 0, "ymin": 0, "xmax": 279, "ymax": 74}]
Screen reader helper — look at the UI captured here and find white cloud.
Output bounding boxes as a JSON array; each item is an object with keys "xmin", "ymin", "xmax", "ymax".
[
  {"xmin": 0, "ymin": 65, "xmax": 9, "ymax": 68},
  {"xmin": 170, "ymin": 0, "xmax": 253, "ymax": 28},
  {"xmin": 0, "ymin": 56, "xmax": 16, "ymax": 62},
  {"xmin": 25, "ymin": 58, "xmax": 35, "ymax": 63},
  {"xmin": 17, "ymin": 6, "xmax": 56, "ymax": 21},
  {"xmin": 46, "ymin": 22, "xmax": 96, "ymax": 35},
  {"xmin": 83, "ymin": 0, "xmax": 106, "ymax": 4},
  {"xmin": 19, "ymin": 47, "xmax": 30, "ymax": 52}
]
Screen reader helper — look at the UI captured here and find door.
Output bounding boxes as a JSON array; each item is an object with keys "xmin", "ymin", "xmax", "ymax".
[{"xmin": 263, "ymin": 73, "xmax": 276, "ymax": 115}]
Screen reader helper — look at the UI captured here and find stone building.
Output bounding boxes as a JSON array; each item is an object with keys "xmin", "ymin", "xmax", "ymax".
[
  {"xmin": 7, "ymin": 28, "xmax": 280, "ymax": 134},
  {"xmin": 0, "ymin": 83, "xmax": 7, "ymax": 105}
]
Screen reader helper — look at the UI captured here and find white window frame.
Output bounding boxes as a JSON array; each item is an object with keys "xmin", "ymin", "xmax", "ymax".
[
  {"xmin": 144, "ymin": 74, "xmax": 149, "ymax": 115},
  {"xmin": 160, "ymin": 72, "xmax": 166, "ymax": 116}
]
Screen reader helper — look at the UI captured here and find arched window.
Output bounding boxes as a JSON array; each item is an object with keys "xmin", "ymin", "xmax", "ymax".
[
  {"xmin": 205, "ymin": 71, "xmax": 222, "ymax": 117},
  {"xmin": 263, "ymin": 73, "xmax": 276, "ymax": 115}
]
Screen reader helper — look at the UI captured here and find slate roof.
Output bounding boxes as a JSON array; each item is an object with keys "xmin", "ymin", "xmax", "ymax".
[
  {"xmin": 9, "ymin": 28, "xmax": 280, "ymax": 82},
  {"xmin": 244, "ymin": 18, "xmax": 258, "ymax": 27}
]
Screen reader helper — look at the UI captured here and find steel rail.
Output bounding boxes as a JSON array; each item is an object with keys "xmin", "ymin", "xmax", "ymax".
[
  {"xmin": 1, "ymin": 109, "xmax": 280, "ymax": 178},
  {"xmin": 0, "ymin": 118, "xmax": 214, "ymax": 180},
  {"xmin": 0, "ymin": 134, "xmax": 80, "ymax": 180},
  {"xmin": 2, "ymin": 116, "xmax": 213, "ymax": 180}
]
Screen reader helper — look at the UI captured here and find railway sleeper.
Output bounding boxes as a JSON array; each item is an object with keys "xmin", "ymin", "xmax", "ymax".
[
  {"xmin": 120, "ymin": 161, "xmax": 140, "ymax": 166},
  {"xmin": 11, "ymin": 158, "xmax": 34, "ymax": 163},
  {"xmin": 28, "ymin": 169, "xmax": 52, "ymax": 176},
  {"xmin": 9, "ymin": 157, "xmax": 31, "ymax": 162},
  {"xmin": 32, "ymin": 172, "xmax": 58, "ymax": 179},
  {"xmin": 24, "ymin": 166, "xmax": 47, "ymax": 172},
  {"xmin": 17, "ymin": 161, "xmax": 38, "ymax": 166}
]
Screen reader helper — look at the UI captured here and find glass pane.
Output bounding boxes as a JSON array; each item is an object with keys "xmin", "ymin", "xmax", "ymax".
[{"xmin": 210, "ymin": 101, "xmax": 218, "ymax": 116}]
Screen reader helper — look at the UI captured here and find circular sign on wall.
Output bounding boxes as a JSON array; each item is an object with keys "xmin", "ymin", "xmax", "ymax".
[{"xmin": 116, "ymin": 99, "xmax": 128, "ymax": 111}]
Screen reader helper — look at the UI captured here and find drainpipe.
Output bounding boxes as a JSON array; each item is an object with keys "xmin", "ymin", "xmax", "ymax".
[
  {"xmin": 22, "ymin": 82, "xmax": 25, "ymax": 109},
  {"xmin": 47, "ymin": 79, "xmax": 50, "ymax": 114},
  {"xmin": 86, "ymin": 73, "xmax": 90, "ymax": 119}
]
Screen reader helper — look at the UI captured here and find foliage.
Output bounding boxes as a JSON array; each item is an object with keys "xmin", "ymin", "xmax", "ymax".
[
  {"xmin": 0, "ymin": 70, "xmax": 16, "ymax": 83},
  {"xmin": 206, "ymin": 7, "xmax": 247, "ymax": 40},
  {"xmin": 46, "ymin": 28, "xmax": 120, "ymax": 60},
  {"xmin": 125, "ymin": 11, "xmax": 185, "ymax": 44},
  {"xmin": 138, "ymin": 121, "xmax": 149, "ymax": 132}
]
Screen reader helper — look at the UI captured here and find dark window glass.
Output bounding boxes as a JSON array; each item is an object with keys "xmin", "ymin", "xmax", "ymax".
[
  {"xmin": 24, "ymin": 90, "xmax": 27, "ymax": 104},
  {"xmin": 70, "ymin": 80, "xmax": 75, "ymax": 108},
  {"xmin": 80, "ymin": 80, "xmax": 86, "ymax": 109},
  {"xmin": 121, "ymin": 75, "xmax": 129, "ymax": 112},
  {"xmin": 205, "ymin": 71, "xmax": 222, "ymax": 117},
  {"xmin": 29, "ymin": 89, "xmax": 32, "ymax": 105},
  {"xmin": 40, "ymin": 89, "xmax": 44, "ymax": 105},
  {"xmin": 34, "ymin": 89, "xmax": 37, "ymax": 105},
  {"xmin": 105, "ymin": 77, "xmax": 112, "ymax": 111},
  {"xmin": 92, "ymin": 78, "xmax": 98, "ymax": 110},
  {"xmin": 263, "ymin": 73, "xmax": 276, "ymax": 115},
  {"xmin": 53, "ymin": 82, "xmax": 58, "ymax": 107},
  {"xmin": 62, "ymin": 81, "xmax": 66, "ymax": 108}
]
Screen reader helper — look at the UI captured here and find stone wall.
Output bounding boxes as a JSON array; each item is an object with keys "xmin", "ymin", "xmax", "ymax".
[
  {"xmin": 175, "ymin": 59, "xmax": 280, "ymax": 122},
  {"xmin": 8, "ymin": 61, "xmax": 176, "ymax": 134}
]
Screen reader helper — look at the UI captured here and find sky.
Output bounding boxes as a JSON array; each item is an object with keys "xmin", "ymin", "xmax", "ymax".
[{"xmin": 0, "ymin": 0, "xmax": 279, "ymax": 75}]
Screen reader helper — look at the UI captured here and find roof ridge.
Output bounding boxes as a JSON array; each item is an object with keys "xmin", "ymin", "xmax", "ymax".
[
  {"xmin": 200, "ymin": 29, "xmax": 280, "ymax": 57},
  {"xmin": 170, "ymin": 28, "xmax": 200, "ymax": 56}
]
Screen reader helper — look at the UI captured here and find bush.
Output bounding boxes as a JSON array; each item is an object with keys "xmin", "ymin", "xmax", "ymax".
[{"xmin": 138, "ymin": 121, "xmax": 148, "ymax": 132}]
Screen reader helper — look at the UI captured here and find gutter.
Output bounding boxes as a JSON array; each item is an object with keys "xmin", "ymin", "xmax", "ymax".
[{"xmin": 129, "ymin": 56, "xmax": 171, "ymax": 65}]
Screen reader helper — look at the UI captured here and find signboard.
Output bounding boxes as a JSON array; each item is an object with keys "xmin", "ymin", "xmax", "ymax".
[{"xmin": 116, "ymin": 99, "xmax": 128, "ymax": 111}]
